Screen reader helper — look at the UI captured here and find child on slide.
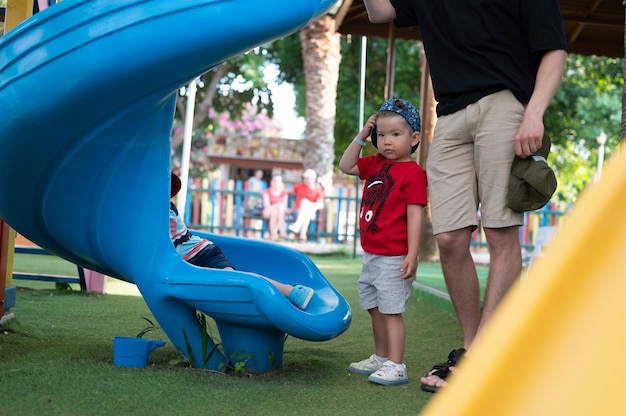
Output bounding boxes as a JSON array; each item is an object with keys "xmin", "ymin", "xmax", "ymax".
[{"xmin": 169, "ymin": 173, "xmax": 314, "ymax": 310}]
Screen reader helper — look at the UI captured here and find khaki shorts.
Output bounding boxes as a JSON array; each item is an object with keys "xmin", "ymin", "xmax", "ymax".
[{"xmin": 427, "ymin": 90, "xmax": 524, "ymax": 235}]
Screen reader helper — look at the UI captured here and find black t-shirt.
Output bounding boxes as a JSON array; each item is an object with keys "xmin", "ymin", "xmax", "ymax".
[{"xmin": 391, "ymin": 0, "xmax": 568, "ymax": 116}]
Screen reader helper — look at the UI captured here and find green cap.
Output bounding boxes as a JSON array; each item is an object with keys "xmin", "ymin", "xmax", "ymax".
[{"xmin": 507, "ymin": 134, "xmax": 557, "ymax": 212}]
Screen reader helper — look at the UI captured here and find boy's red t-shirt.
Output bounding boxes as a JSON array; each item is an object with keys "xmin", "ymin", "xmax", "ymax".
[{"xmin": 357, "ymin": 153, "xmax": 427, "ymax": 256}]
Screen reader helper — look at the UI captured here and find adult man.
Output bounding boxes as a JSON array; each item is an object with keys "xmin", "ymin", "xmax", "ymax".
[{"xmin": 362, "ymin": 0, "xmax": 568, "ymax": 392}]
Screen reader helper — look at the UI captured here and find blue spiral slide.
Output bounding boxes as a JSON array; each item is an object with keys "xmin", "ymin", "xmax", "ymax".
[{"xmin": 0, "ymin": 0, "xmax": 351, "ymax": 372}]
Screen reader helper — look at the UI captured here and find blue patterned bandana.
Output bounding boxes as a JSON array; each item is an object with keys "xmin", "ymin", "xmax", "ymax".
[
  {"xmin": 372, "ymin": 99, "xmax": 421, "ymax": 153},
  {"xmin": 379, "ymin": 98, "xmax": 421, "ymax": 132}
]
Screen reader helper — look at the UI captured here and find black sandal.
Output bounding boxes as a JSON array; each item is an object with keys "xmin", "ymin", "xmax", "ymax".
[{"xmin": 420, "ymin": 348, "xmax": 466, "ymax": 393}]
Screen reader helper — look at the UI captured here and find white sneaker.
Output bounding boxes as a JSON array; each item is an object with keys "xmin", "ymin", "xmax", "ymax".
[
  {"xmin": 348, "ymin": 354, "xmax": 385, "ymax": 375},
  {"xmin": 367, "ymin": 361, "xmax": 408, "ymax": 386}
]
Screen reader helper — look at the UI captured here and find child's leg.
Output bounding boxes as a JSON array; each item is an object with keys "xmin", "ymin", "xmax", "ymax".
[
  {"xmin": 192, "ymin": 248, "xmax": 313, "ymax": 308},
  {"xmin": 369, "ymin": 307, "xmax": 389, "ymax": 359},
  {"xmin": 252, "ymin": 273, "xmax": 314, "ymax": 310},
  {"xmin": 366, "ymin": 313, "xmax": 409, "ymax": 386},
  {"xmin": 259, "ymin": 275, "xmax": 292, "ymax": 297},
  {"xmin": 232, "ymin": 269, "xmax": 295, "ymax": 298},
  {"xmin": 383, "ymin": 313, "xmax": 406, "ymax": 365}
]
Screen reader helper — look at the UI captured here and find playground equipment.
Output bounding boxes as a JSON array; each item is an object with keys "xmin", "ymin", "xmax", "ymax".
[{"xmin": 0, "ymin": 0, "xmax": 350, "ymax": 372}]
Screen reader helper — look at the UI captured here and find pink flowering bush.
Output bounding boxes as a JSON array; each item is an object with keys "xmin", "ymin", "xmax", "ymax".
[{"xmin": 171, "ymin": 103, "xmax": 280, "ymax": 179}]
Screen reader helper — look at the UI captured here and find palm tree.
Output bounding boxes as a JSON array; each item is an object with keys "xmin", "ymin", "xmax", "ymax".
[{"xmin": 299, "ymin": 15, "xmax": 342, "ymax": 189}]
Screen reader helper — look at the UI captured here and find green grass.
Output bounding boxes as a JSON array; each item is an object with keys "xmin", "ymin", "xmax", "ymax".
[
  {"xmin": 12, "ymin": 252, "xmax": 80, "ymax": 277},
  {"xmin": 1, "ymin": 253, "xmax": 481, "ymax": 415},
  {"xmin": 414, "ymin": 261, "xmax": 488, "ymax": 297}
]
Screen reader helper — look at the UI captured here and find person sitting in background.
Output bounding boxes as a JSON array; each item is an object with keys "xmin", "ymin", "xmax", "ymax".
[
  {"xmin": 262, "ymin": 174, "xmax": 289, "ymax": 241},
  {"xmin": 246, "ymin": 169, "xmax": 267, "ymax": 213},
  {"xmin": 288, "ymin": 169, "xmax": 324, "ymax": 243},
  {"xmin": 245, "ymin": 169, "xmax": 267, "ymax": 237},
  {"xmin": 169, "ymin": 173, "xmax": 314, "ymax": 310}
]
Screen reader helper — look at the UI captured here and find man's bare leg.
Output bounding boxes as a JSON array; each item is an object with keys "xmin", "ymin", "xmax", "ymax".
[
  {"xmin": 439, "ymin": 227, "xmax": 481, "ymax": 347},
  {"xmin": 421, "ymin": 226, "xmax": 522, "ymax": 390},
  {"xmin": 420, "ymin": 227, "xmax": 479, "ymax": 389},
  {"xmin": 479, "ymin": 226, "xmax": 522, "ymax": 333}
]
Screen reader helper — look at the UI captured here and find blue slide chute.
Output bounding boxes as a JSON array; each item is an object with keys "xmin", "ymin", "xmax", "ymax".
[{"xmin": 0, "ymin": 0, "xmax": 351, "ymax": 372}]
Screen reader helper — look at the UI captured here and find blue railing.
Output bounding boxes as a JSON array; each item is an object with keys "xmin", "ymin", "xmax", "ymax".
[
  {"xmin": 180, "ymin": 179, "xmax": 360, "ymax": 243},
  {"xmin": 179, "ymin": 179, "xmax": 568, "ymax": 250}
]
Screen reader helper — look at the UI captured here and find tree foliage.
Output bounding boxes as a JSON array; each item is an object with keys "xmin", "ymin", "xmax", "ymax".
[
  {"xmin": 545, "ymin": 55, "xmax": 623, "ymax": 202},
  {"xmin": 270, "ymin": 33, "xmax": 422, "ymax": 162},
  {"xmin": 171, "ymin": 105, "xmax": 280, "ymax": 178},
  {"xmin": 171, "ymin": 46, "xmax": 286, "ymax": 150}
]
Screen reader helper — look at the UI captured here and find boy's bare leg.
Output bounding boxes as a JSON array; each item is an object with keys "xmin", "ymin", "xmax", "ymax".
[
  {"xmin": 369, "ymin": 307, "xmax": 388, "ymax": 359},
  {"xmin": 384, "ymin": 313, "xmax": 406, "ymax": 364}
]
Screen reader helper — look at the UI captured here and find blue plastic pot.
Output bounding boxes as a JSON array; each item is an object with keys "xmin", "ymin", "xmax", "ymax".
[{"xmin": 113, "ymin": 337, "xmax": 166, "ymax": 368}]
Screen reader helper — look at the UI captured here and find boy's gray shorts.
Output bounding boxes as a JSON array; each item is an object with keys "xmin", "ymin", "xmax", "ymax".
[{"xmin": 358, "ymin": 252, "xmax": 414, "ymax": 314}]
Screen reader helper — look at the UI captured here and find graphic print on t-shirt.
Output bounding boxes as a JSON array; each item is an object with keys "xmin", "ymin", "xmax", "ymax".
[{"xmin": 361, "ymin": 163, "xmax": 394, "ymax": 235}]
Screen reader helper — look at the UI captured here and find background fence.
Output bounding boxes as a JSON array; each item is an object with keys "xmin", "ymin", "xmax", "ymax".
[{"xmin": 179, "ymin": 178, "xmax": 569, "ymax": 252}]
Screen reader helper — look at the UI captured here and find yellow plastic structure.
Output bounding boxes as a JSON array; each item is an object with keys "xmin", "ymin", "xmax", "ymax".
[
  {"xmin": 1, "ymin": 0, "xmax": 34, "ymax": 319},
  {"xmin": 5, "ymin": 0, "xmax": 34, "ymax": 33},
  {"xmin": 422, "ymin": 144, "xmax": 626, "ymax": 415}
]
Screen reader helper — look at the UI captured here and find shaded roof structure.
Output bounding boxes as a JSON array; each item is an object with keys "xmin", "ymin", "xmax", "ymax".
[{"xmin": 334, "ymin": 0, "xmax": 625, "ymax": 58}]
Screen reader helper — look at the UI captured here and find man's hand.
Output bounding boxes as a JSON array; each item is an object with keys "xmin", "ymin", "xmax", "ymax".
[{"xmin": 514, "ymin": 114, "xmax": 544, "ymax": 158}]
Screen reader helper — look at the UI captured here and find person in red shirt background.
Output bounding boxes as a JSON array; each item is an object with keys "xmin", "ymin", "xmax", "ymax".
[{"xmin": 288, "ymin": 169, "xmax": 324, "ymax": 243}]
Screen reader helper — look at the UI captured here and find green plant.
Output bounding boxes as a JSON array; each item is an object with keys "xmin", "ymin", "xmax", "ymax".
[
  {"xmin": 181, "ymin": 326, "xmax": 195, "ymax": 366},
  {"xmin": 180, "ymin": 312, "xmax": 224, "ymax": 371},
  {"xmin": 177, "ymin": 312, "xmax": 261, "ymax": 375},
  {"xmin": 55, "ymin": 282, "xmax": 72, "ymax": 291},
  {"xmin": 135, "ymin": 317, "xmax": 198, "ymax": 368},
  {"xmin": 229, "ymin": 349, "xmax": 252, "ymax": 375},
  {"xmin": 136, "ymin": 317, "xmax": 158, "ymax": 338}
]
